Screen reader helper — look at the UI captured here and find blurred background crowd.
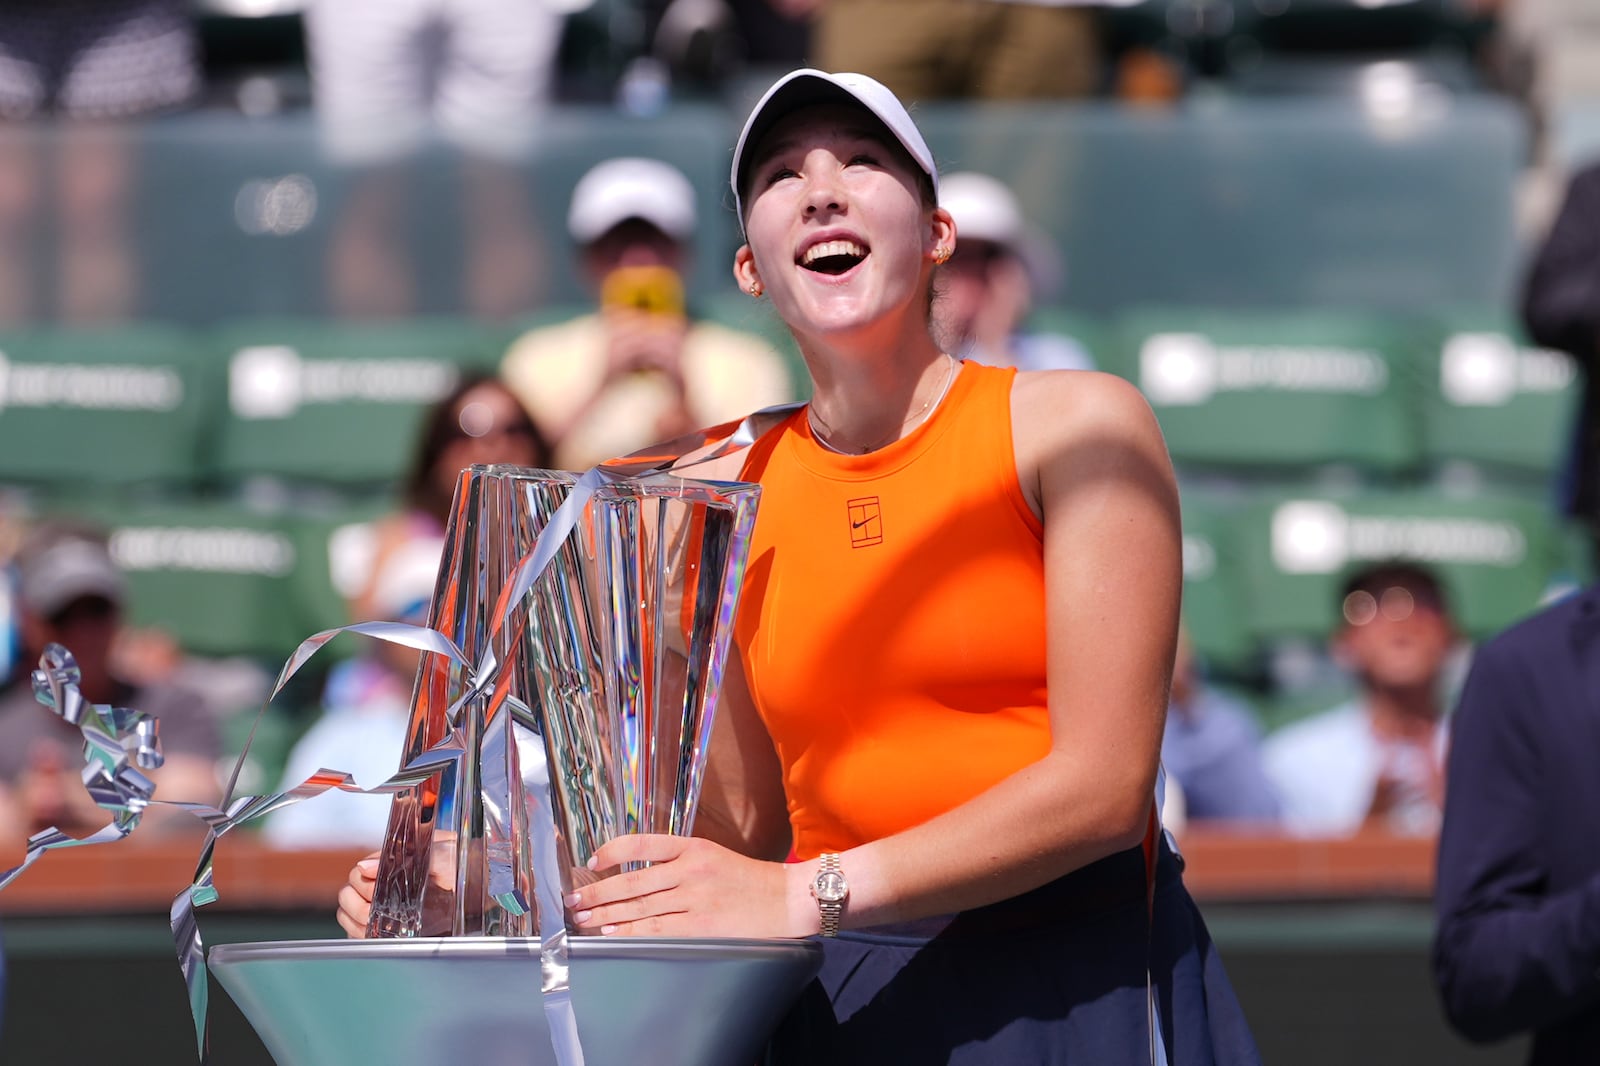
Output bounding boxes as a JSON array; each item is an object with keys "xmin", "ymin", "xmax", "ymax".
[
  {"xmin": 0, "ymin": 0, "xmax": 1592, "ymax": 915},
  {"xmin": 2, "ymin": 0, "xmax": 1600, "ymax": 1062}
]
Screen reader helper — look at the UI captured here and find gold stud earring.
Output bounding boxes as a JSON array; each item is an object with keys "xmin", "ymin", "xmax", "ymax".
[
  {"xmin": 934, "ymin": 247, "xmax": 951, "ymax": 265},
  {"xmin": 749, "ymin": 282, "xmax": 763, "ymax": 297}
]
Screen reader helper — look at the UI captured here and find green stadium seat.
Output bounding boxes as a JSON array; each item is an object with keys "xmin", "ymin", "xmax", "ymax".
[
  {"xmin": 49, "ymin": 499, "xmax": 308, "ymax": 658},
  {"xmin": 284, "ymin": 502, "xmax": 396, "ymax": 639},
  {"xmin": 1111, "ymin": 307, "xmax": 1421, "ymax": 475},
  {"xmin": 1176, "ymin": 484, "xmax": 1258, "ymax": 677},
  {"xmin": 207, "ymin": 317, "xmax": 510, "ymax": 489},
  {"xmin": 0, "ymin": 325, "xmax": 209, "ymax": 491},
  {"xmin": 1418, "ymin": 309, "xmax": 1579, "ymax": 478},
  {"xmin": 1231, "ymin": 487, "xmax": 1562, "ymax": 644}
]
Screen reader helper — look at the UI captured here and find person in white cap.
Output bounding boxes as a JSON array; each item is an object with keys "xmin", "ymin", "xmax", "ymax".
[
  {"xmin": 934, "ymin": 171, "xmax": 1096, "ymax": 373},
  {"xmin": 343, "ymin": 69, "xmax": 1259, "ymax": 1064},
  {"xmin": 0, "ymin": 521, "xmax": 220, "ymax": 843},
  {"xmin": 500, "ymin": 156, "xmax": 795, "ymax": 470}
]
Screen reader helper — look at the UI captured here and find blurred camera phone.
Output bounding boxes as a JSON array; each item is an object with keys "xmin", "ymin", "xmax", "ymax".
[{"xmin": 600, "ymin": 265, "xmax": 685, "ymax": 317}]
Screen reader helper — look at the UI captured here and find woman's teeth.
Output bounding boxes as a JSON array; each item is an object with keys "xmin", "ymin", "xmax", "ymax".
[{"xmin": 800, "ymin": 240, "xmax": 868, "ymax": 274}]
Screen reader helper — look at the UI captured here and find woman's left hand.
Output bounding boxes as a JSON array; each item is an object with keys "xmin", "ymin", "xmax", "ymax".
[{"xmin": 566, "ymin": 834, "xmax": 814, "ymax": 939}]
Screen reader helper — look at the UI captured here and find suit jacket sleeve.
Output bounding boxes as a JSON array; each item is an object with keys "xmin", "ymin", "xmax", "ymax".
[
  {"xmin": 1432, "ymin": 638, "xmax": 1600, "ymax": 1043},
  {"xmin": 1524, "ymin": 164, "xmax": 1600, "ymax": 367}
]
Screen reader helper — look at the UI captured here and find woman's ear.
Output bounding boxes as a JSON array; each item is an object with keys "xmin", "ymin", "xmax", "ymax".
[
  {"xmin": 929, "ymin": 208, "xmax": 957, "ymax": 261},
  {"xmin": 733, "ymin": 244, "xmax": 761, "ymax": 292}
]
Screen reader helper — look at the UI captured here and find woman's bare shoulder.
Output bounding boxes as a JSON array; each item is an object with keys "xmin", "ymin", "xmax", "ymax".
[{"xmin": 1011, "ymin": 369, "xmax": 1163, "ymax": 445}]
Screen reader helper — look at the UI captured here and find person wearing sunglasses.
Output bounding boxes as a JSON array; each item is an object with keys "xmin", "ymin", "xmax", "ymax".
[{"xmin": 1263, "ymin": 560, "xmax": 1460, "ymax": 837}]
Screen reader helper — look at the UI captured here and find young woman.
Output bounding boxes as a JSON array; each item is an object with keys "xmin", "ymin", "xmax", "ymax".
[{"xmin": 339, "ymin": 70, "xmax": 1259, "ymax": 1064}]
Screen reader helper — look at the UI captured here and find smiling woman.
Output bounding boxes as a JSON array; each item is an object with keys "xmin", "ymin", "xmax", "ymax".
[{"xmin": 334, "ymin": 69, "xmax": 1264, "ymax": 1065}]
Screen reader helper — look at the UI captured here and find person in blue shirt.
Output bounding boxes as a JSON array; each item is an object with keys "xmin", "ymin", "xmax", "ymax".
[{"xmin": 1160, "ymin": 625, "xmax": 1279, "ymax": 825}]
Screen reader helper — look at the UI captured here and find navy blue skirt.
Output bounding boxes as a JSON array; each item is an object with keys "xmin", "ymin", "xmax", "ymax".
[{"xmin": 766, "ymin": 840, "xmax": 1261, "ymax": 1065}]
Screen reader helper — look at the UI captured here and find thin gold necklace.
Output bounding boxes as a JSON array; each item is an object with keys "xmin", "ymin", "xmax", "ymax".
[{"xmin": 808, "ymin": 355, "xmax": 959, "ymax": 456}]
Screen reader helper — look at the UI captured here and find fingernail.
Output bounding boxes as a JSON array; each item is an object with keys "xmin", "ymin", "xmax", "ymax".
[
  {"xmin": 574, "ymin": 910, "xmax": 592, "ymax": 924},
  {"xmin": 564, "ymin": 892, "xmax": 581, "ymax": 907},
  {"xmin": 357, "ymin": 859, "xmax": 379, "ymax": 875},
  {"xmin": 586, "ymin": 855, "xmax": 598, "ymax": 870},
  {"xmin": 601, "ymin": 924, "xmax": 617, "ymax": 936}
]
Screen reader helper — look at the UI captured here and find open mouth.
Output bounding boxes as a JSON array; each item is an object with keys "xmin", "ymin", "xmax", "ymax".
[{"xmin": 799, "ymin": 239, "xmax": 868, "ymax": 276}]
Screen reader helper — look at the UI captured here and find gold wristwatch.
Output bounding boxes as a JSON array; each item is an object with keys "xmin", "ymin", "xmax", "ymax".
[{"xmin": 810, "ymin": 852, "xmax": 848, "ymax": 937}]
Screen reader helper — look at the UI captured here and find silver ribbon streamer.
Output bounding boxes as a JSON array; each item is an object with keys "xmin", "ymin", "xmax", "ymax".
[
  {"xmin": 0, "ymin": 644, "xmax": 166, "ymax": 892},
  {"xmin": 0, "ymin": 403, "xmax": 801, "ymax": 1064}
]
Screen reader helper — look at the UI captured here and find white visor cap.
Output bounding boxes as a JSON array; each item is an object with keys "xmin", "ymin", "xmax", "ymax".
[
  {"xmin": 730, "ymin": 69, "xmax": 938, "ymax": 226},
  {"xmin": 568, "ymin": 157, "xmax": 698, "ymax": 245}
]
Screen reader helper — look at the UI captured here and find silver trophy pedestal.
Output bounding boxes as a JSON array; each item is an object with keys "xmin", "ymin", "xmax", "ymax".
[{"xmin": 210, "ymin": 936, "xmax": 823, "ymax": 1066}]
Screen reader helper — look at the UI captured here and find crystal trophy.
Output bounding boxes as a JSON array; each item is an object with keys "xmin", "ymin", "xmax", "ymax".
[
  {"xmin": 208, "ymin": 461, "xmax": 822, "ymax": 1066},
  {"xmin": 365, "ymin": 462, "xmax": 760, "ymax": 937}
]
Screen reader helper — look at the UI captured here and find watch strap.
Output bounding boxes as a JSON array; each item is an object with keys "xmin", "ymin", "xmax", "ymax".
[{"xmin": 815, "ymin": 852, "xmax": 845, "ymax": 937}]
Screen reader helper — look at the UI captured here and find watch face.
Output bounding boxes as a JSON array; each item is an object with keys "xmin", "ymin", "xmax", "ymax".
[{"xmin": 815, "ymin": 870, "xmax": 847, "ymax": 903}]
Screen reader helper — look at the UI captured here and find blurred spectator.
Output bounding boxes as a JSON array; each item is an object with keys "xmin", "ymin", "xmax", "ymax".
[
  {"xmin": 643, "ymin": 0, "xmax": 811, "ymax": 89},
  {"xmin": 796, "ymin": 0, "xmax": 1103, "ymax": 100},
  {"xmin": 1160, "ymin": 624, "xmax": 1279, "ymax": 826},
  {"xmin": 1488, "ymin": 0, "xmax": 1600, "ymax": 127},
  {"xmin": 272, "ymin": 376, "xmax": 550, "ymax": 846},
  {"xmin": 302, "ymin": 0, "xmax": 568, "ymax": 319},
  {"xmin": 0, "ymin": 522, "xmax": 219, "ymax": 841},
  {"xmin": 347, "ymin": 373, "xmax": 550, "ymax": 625},
  {"xmin": 264, "ymin": 542, "xmax": 439, "ymax": 848},
  {"xmin": 1432, "ymin": 581, "xmax": 1600, "ymax": 1061},
  {"xmin": 1522, "ymin": 159, "xmax": 1600, "ymax": 563},
  {"xmin": 934, "ymin": 171, "xmax": 1095, "ymax": 373},
  {"xmin": 1262, "ymin": 561, "xmax": 1459, "ymax": 837},
  {"xmin": 500, "ymin": 157, "xmax": 794, "ymax": 470},
  {"xmin": 0, "ymin": 0, "xmax": 201, "ymax": 323}
]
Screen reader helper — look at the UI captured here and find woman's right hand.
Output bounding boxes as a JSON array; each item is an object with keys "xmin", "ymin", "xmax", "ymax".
[
  {"xmin": 336, "ymin": 852, "xmax": 383, "ymax": 938},
  {"xmin": 336, "ymin": 836, "xmax": 459, "ymax": 938}
]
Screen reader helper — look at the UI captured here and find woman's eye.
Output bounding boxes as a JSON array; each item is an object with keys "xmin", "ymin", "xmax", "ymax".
[
  {"xmin": 848, "ymin": 154, "xmax": 878, "ymax": 167},
  {"xmin": 765, "ymin": 166, "xmax": 797, "ymax": 185}
]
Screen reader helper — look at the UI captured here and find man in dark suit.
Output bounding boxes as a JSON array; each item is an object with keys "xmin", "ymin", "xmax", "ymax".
[
  {"xmin": 1524, "ymin": 161, "xmax": 1600, "ymax": 554},
  {"xmin": 1432, "ymin": 585, "xmax": 1600, "ymax": 1063}
]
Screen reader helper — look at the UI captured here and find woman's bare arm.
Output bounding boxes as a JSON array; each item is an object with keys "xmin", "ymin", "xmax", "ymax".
[
  {"xmin": 829, "ymin": 370, "xmax": 1179, "ymax": 925},
  {"xmin": 692, "ymin": 653, "xmax": 792, "ymax": 861},
  {"xmin": 572, "ymin": 370, "xmax": 1182, "ymax": 938}
]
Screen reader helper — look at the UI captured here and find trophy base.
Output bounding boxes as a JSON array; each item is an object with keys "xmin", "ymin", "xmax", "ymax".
[{"xmin": 209, "ymin": 936, "xmax": 823, "ymax": 1066}]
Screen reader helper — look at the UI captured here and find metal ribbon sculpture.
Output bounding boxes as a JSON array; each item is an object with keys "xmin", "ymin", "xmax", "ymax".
[
  {"xmin": 0, "ymin": 644, "xmax": 165, "ymax": 889},
  {"xmin": 0, "ymin": 402, "xmax": 799, "ymax": 1065}
]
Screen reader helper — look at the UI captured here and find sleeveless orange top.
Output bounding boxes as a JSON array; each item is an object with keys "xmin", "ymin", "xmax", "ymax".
[{"xmin": 735, "ymin": 361, "xmax": 1050, "ymax": 860}]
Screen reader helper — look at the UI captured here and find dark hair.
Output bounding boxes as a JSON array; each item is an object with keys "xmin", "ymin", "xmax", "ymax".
[
  {"xmin": 402, "ymin": 373, "xmax": 551, "ymax": 522},
  {"xmin": 1337, "ymin": 560, "xmax": 1451, "ymax": 620}
]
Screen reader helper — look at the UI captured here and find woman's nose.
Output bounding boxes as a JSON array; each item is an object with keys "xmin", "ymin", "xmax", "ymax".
[{"xmin": 804, "ymin": 172, "xmax": 846, "ymax": 215}]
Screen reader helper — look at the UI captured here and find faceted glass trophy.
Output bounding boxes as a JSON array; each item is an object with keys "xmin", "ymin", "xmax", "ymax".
[
  {"xmin": 365, "ymin": 463, "xmax": 761, "ymax": 939},
  {"xmin": 208, "ymin": 461, "xmax": 822, "ymax": 1066}
]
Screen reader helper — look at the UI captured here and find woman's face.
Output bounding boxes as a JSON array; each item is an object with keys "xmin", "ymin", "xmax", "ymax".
[
  {"xmin": 735, "ymin": 105, "xmax": 952, "ymax": 343},
  {"xmin": 433, "ymin": 384, "xmax": 542, "ymax": 490}
]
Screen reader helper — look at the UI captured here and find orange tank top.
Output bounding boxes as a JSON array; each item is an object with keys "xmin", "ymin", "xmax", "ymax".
[{"xmin": 734, "ymin": 360, "xmax": 1050, "ymax": 860}]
